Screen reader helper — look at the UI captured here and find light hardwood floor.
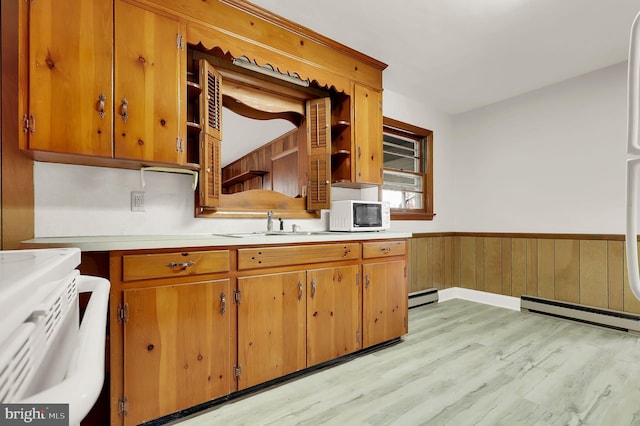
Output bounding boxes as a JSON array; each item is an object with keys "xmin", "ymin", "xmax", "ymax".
[{"xmin": 172, "ymin": 299, "xmax": 640, "ymax": 425}]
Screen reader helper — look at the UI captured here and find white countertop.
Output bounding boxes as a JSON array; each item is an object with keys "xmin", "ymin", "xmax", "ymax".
[{"xmin": 21, "ymin": 231, "xmax": 412, "ymax": 252}]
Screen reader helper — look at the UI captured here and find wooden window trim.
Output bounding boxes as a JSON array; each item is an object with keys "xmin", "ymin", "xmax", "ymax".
[{"xmin": 383, "ymin": 117, "xmax": 434, "ymax": 221}]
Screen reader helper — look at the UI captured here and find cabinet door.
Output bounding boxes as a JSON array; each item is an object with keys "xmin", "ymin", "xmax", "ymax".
[
  {"xmin": 199, "ymin": 133, "xmax": 222, "ymax": 208},
  {"xmin": 354, "ymin": 84, "xmax": 383, "ymax": 185},
  {"xmin": 123, "ymin": 280, "xmax": 231, "ymax": 426},
  {"xmin": 363, "ymin": 260, "xmax": 408, "ymax": 348},
  {"xmin": 28, "ymin": 0, "xmax": 113, "ymax": 156},
  {"xmin": 237, "ymin": 271, "xmax": 306, "ymax": 390},
  {"xmin": 307, "ymin": 265, "xmax": 361, "ymax": 366},
  {"xmin": 200, "ymin": 60, "xmax": 222, "ymax": 140},
  {"xmin": 306, "ymin": 98, "xmax": 331, "ymax": 210},
  {"xmin": 114, "ymin": 0, "xmax": 185, "ymax": 164}
]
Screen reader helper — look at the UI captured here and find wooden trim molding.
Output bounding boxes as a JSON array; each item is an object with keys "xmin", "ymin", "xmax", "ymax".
[
  {"xmin": 1, "ymin": 0, "xmax": 34, "ymax": 249},
  {"xmin": 411, "ymin": 232, "xmax": 628, "ymax": 241},
  {"xmin": 218, "ymin": 0, "xmax": 387, "ymax": 71}
]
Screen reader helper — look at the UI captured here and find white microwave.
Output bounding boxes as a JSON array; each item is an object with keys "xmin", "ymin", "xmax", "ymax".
[{"xmin": 329, "ymin": 200, "xmax": 391, "ymax": 232}]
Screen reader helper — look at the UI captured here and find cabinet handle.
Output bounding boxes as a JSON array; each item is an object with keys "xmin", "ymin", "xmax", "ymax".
[
  {"xmin": 166, "ymin": 261, "xmax": 194, "ymax": 269},
  {"xmin": 97, "ymin": 93, "xmax": 106, "ymax": 118},
  {"xmin": 343, "ymin": 247, "xmax": 351, "ymax": 257},
  {"xmin": 220, "ymin": 292, "xmax": 226, "ymax": 315},
  {"xmin": 297, "ymin": 281, "xmax": 303, "ymax": 301},
  {"xmin": 120, "ymin": 97, "xmax": 128, "ymax": 122},
  {"xmin": 365, "ymin": 273, "xmax": 370, "ymax": 289},
  {"xmin": 311, "ymin": 279, "xmax": 316, "ymax": 299},
  {"xmin": 358, "ymin": 146, "xmax": 362, "ymax": 159},
  {"xmin": 380, "ymin": 247, "xmax": 392, "ymax": 254}
]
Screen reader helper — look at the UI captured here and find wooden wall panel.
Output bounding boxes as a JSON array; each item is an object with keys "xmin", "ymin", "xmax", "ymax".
[
  {"xmin": 424, "ymin": 237, "xmax": 434, "ymax": 289},
  {"xmin": 475, "ymin": 238, "xmax": 485, "ymax": 291},
  {"xmin": 555, "ymin": 240, "xmax": 580, "ymax": 304},
  {"xmin": 579, "ymin": 241, "xmax": 608, "ymax": 308},
  {"xmin": 500, "ymin": 238, "xmax": 512, "ymax": 296},
  {"xmin": 484, "ymin": 238, "xmax": 502, "ymax": 294},
  {"xmin": 408, "ymin": 234, "xmax": 640, "ymax": 314},
  {"xmin": 526, "ymin": 239, "xmax": 538, "ymax": 297},
  {"xmin": 444, "ymin": 236, "xmax": 454, "ymax": 289},
  {"xmin": 623, "ymin": 244, "xmax": 640, "ymax": 313},
  {"xmin": 452, "ymin": 236, "xmax": 461, "ymax": 287},
  {"xmin": 409, "ymin": 238, "xmax": 428, "ymax": 292},
  {"xmin": 432, "ymin": 237, "xmax": 445, "ymax": 289},
  {"xmin": 537, "ymin": 239, "xmax": 555, "ymax": 299},
  {"xmin": 608, "ymin": 241, "xmax": 624, "ymax": 311},
  {"xmin": 511, "ymin": 239, "xmax": 527, "ymax": 298},
  {"xmin": 460, "ymin": 237, "xmax": 476, "ymax": 289}
]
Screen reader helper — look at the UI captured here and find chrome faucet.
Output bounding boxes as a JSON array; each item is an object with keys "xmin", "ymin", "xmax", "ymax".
[{"xmin": 267, "ymin": 210, "xmax": 274, "ymax": 231}]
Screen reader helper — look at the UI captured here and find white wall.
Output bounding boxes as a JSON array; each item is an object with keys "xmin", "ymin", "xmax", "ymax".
[
  {"xmin": 452, "ymin": 62, "xmax": 628, "ymax": 234},
  {"xmin": 33, "ymin": 90, "xmax": 455, "ymax": 237},
  {"xmin": 382, "ymin": 90, "xmax": 456, "ymax": 233},
  {"xmin": 34, "ymin": 62, "xmax": 624, "ymax": 238}
]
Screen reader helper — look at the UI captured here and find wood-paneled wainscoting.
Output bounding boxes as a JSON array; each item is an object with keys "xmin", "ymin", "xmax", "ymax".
[{"xmin": 410, "ymin": 233, "xmax": 640, "ymax": 314}]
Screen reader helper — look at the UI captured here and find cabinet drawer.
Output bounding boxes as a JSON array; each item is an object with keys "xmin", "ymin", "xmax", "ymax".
[
  {"xmin": 122, "ymin": 250, "xmax": 230, "ymax": 281},
  {"xmin": 362, "ymin": 240, "xmax": 406, "ymax": 259},
  {"xmin": 238, "ymin": 243, "xmax": 360, "ymax": 270}
]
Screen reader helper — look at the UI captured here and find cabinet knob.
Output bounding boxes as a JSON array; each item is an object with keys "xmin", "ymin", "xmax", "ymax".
[
  {"xmin": 220, "ymin": 292, "xmax": 226, "ymax": 315},
  {"xmin": 297, "ymin": 281, "xmax": 303, "ymax": 301}
]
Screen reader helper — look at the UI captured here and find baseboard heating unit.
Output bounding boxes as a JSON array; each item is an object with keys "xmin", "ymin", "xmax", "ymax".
[
  {"xmin": 520, "ymin": 295, "xmax": 640, "ymax": 334},
  {"xmin": 409, "ymin": 288, "xmax": 438, "ymax": 309}
]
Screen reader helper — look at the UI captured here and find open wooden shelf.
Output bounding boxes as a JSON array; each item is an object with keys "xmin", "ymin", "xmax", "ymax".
[
  {"xmin": 222, "ymin": 169, "xmax": 268, "ymax": 187},
  {"xmin": 331, "ymin": 149, "xmax": 350, "ymax": 157},
  {"xmin": 187, "ymin": 81, "xmax": 201, "ymax": 99},
  {"xmin": 187, "ymin": 121, "xmax": 202, "ymax": 134}
]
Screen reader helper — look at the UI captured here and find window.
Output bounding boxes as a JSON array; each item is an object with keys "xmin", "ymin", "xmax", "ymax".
[{"xmin": 382, "ymin": 117, "xmax": 433, "ymax": 220}]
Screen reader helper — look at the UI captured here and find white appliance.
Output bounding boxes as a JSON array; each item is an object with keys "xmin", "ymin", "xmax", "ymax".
[
  {"xmin": 329, "ymin": 200, "xmax": 391, "ymax": 232},
  {"xmin": 0, "ymin": 248, "xmax": 110, "ymax": 425},
  {"xmin": 626, "ymin": 11, "xmax": 640, "ymax": 301}
]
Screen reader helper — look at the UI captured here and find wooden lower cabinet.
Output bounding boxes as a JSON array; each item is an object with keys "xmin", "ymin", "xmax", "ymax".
[
  {"xmin": 121, "ymin": 279, "xmax": 232, "ymax": 426},
  {"xmin": 237, "ymin": 264, "xmax": 362, "ymax": 389},
  {"xmin": 237, "ymin": 271, "xmax": 306, "ymax": 390},
  {"xmin": 110, "ymin": 239, "xmax": 407, "ymax": 424},
  {"xmin": 362, "ymin": 260, "xmax": 408, "ymax": 348},
  {"xmin": 307, "ymin": 265, "xmax": 361, "ymax": 366}
]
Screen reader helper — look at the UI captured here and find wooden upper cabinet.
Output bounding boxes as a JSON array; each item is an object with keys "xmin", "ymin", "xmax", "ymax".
[
  {"xmin": 27, "ymin": 0, "xmax": 113, "ymax": 157},
  {"xmin": 114, "ymin": 0, "xmax": 186, "ymax": 164},
  {"xmin": 306, "ymin": 98, "xmax": 331, "ymax": 210},
  {"xmin": 354, "ymin": 84, "xmax": 383, "ymax": 186}
]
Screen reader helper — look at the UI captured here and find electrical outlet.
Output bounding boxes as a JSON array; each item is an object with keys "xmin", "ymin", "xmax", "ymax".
[{"xmin": 131, "ymin": 191, "xmax": 145, "ymax": 212}]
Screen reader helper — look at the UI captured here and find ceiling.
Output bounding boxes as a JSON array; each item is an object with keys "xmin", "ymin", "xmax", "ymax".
[{"xmin": 250, "ymin": 0, "xmax": 640, "ymax": 114}]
